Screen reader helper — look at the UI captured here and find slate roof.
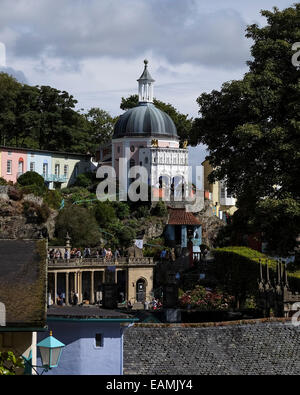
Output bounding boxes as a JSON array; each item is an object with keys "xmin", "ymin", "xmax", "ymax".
[
  {"xmin": 0, "ymin": 239, "xmax": 47, "ymax": 329},
  {"xmin": 113, "ymin": 103, "xmax": 178, "ymax": 139},
  {"xmin": 168, "ymin": 209, "xmax": 201, "ymax": 226},
  {"xmin": 47, "ymin": 306, "xmax": 137, "ymax": 321}
]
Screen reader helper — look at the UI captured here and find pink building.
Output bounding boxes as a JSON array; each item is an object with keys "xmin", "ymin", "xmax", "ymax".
[{"xmin": 1, "ymin": 147, "xmax": 27, "ymax": 183}]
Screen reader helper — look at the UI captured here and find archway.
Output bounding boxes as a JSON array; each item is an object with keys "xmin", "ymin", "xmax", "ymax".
[{"xmin": 136, "ymin": 278, "xmax": 147, "ymax": 302}]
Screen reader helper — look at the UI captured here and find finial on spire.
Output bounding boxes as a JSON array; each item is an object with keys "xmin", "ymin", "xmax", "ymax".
[{"xmin": 137, "ymin": 59, "xmax": 155, "ymax": 103}]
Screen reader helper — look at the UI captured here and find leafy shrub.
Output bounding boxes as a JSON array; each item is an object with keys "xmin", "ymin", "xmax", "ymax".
[
  {"xmin": 44, "ymin": 189, "xmax": 62, "ymax": 210},
  {"xmin": 0, "ymin": 351, "xmax": 24, "ymax": 375},
  {"xmin": 151, "ymin": 201, "xmax": 168, "ymax": 217},
  {"xmin": 179, "ymin": 285, "xmax": 234, "ymax": 310},
  {"xmin": 17, "ymin": 171, "xmax": 45, "ymax": 188},
  {"xmin": 134, "ymin": 205, "xmax": 150, "ymax": 218},
  {"xmin": 112, "ymin": 201, "xmax": 130, "ymax": 220},
  {"xmin": 0, "ymin": 177, "xmax": 8, "ymax": 186},
  {"xmin": 73, "ymin": 172, "xmax": 95, "ymax": 188},
  {"xmin": 23, "ymin": 201, "xmax": 50, "ymax": 224},
  {"xmin": 94, "ymin": 201, "xmax": 116, "ymax": 226},
  {"xmin": 55, "ymin": 206, "xmax": 101, "ymax": 247},
  {"xmin": 211, "ymin": 246, "xmax": 300, "ymax": 307}
]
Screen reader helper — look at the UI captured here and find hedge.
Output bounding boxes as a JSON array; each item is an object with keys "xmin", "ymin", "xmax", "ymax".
[{"xmin": 211, "ymin": 246, "xmax": 300, "ymax": 308}]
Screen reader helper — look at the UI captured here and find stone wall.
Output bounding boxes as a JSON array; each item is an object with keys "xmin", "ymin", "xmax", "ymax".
[{"xmin": 123, "ymin": 319, "xmax": 300, "ymax": 375}]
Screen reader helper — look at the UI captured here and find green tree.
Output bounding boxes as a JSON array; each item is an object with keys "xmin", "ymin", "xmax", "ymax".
[
  {"xmin": 191, "ymin": 4, "xmax": 300, "ymax": 255},
  {"xmin": 84, "ymin": 107, "xmax": 117, "ymax": 152},
  {"xmin": 120, "ymin": 94, "xmax": 193, "ymax": 143},
  {"xmin": 55, "ymin": 206, "xmax": 101, "ymax": 247},
  {"xmin": 0, "ymin": 73, "xmax": 20, "ymax": 146}
]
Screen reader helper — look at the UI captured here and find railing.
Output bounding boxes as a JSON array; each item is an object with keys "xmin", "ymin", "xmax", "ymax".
[
  {"xmin": 43, "ymin": 174, "xmax": 68, "ymax": 183},
  {"xmin": 48, "ymin": 256, "xmax": 154, "ymax": 267}
]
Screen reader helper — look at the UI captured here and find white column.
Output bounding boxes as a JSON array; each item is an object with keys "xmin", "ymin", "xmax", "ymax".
[{"xmin": 31, "ymin": 332, "xmax": 37, "ymax": 376}]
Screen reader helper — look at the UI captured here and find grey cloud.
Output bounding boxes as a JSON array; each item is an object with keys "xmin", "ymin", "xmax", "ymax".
[
  {"xmin": 0, "ymin": 0, "xmax": 250, "ymax": 69},
  {"xmin": 0, "ymin": 66, "xmax": 28, "ymax": 83}
]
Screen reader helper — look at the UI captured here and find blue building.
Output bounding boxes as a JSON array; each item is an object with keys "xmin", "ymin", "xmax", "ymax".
[{"xmin": 37, "ymin": 306, "xmax": 137, "ymax": 375}]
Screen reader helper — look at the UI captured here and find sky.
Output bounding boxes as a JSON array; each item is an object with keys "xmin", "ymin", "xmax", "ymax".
[{"xmin": 0, "ymin": 0, "xmax": 295, "ymax": 165}]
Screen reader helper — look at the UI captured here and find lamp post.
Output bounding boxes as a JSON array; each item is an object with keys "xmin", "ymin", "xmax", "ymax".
[{"xmin": 23, "ymin": 331, "xmax": 65, "ymax": 375}]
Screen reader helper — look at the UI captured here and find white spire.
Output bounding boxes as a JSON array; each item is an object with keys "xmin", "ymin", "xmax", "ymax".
[{"xmin": 137, "ymin": 59, "xmax": 155, "ymax": 103}]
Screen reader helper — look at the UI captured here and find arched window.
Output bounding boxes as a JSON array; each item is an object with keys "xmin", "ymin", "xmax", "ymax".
[{"xmin": 55, "ymin": 164, "xmax": 60, "ymax": 177}]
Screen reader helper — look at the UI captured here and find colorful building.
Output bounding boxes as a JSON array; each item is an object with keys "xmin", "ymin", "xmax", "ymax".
[
  {"xmin": 202, "ymin": 159, "xmax": 237, "ymax": 219},
  {"xmin": 0, "ymin": 146, "xmax": 94, "ymax": 189},
  {"xmin": 37, "ymin": 307, "xmax": 137, "ymax": 375}
]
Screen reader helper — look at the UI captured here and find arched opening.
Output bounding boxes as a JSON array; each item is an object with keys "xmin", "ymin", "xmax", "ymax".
[
  {"xmin": 171, "ymin": 175, "xmax": 184, "ymax": 200},
  {"xmin": 136, "ymin": 278, "xmax": 147, "ymax": 303},
  {"xmin": 18, "ymin": 158, "xmax": 24, "ymax": 178}
]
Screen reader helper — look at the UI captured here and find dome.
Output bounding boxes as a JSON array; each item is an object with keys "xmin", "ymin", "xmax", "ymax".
[{"xmin": 113, "ymin": 103, "xmax": 178, "ymax": 139}]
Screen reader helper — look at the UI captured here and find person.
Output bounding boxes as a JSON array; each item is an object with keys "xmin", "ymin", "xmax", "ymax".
[
  {"xmin": 106, "ymin": 248, "xmax": 113, "ymax": 260},
  {"xmin": 171, "ymin": 248, "xmax": 176, "ymax": 262},
  {"xmin": 73, "ymin": 291, "xmax": 78, "ymax": 306},
  {"xmin": 76, "ymin": 249, "xmax": 82, "ymax": 258},
  {"xmin": 152, "ymin": 298, "xmax": 158, "ymax": 310},
  {"xmin": 114, "ymin": 249, "xmax": 120, "ymax": 260},
  {"xmin": 160, "ymin": 249, "xmax": 167, "ymax": 261},
  {"xmin": 102, "ymin": 248, "xmax": 107, "ymax": 258},
  {"xmin": 127, "ymin": 300, "xmax": 132, "ymax": 310}
]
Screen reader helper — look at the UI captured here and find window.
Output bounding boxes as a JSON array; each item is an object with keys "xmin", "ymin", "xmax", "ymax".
[
  {"xmin": 117, "ymin": 146, "xmax": 120, "ymax": 154},
  {"xmin": 43, "ymin": 163, "xmax": 48, "ymax": 176},
  {"xmin": 74, "ymin": 165, "xmax": 78, "ymax": 177},
  {"xmin": 95, "ymin": 333, "xmax": 103, "ymax": 348},
  {"xmin": 129, "ymin": 159, "xmax": 135, "ymax": 168},
  {"xmin": 7, "ymin": 160, "xmax": 12, "ymax": 174},
  {"xmin": 55, "ymin": 164, "xmax": 60, "ymax": 176},
  {"xmin": 30, "ymin": 162, "xmax": 35, "ymax": 172},
  {"xmin": 130, "ymin": 145, "xmax": 135, "ymax": 152},
  {"xmin": 64, "ymin": 165, "xmax": 69, "ymax": 178},
  {"xmin": 144, "ymin": 157, "xmax": 149, "ymax": 165},
  {"xmin": 8, "ymin": 151, "xmax": 12, "ymax": 156},
  {"xmin": 220, "ymin": 186, "xmax": 226, "ymax": 199}
]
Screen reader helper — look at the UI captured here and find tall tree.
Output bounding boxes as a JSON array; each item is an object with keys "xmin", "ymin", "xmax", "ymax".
[
  {"xmin": 120, "ymin": 94, "xmax": 193, "ymax": 143},
  {"xmin": 84, "ymin": 107, "xmax": 117, "ymax": 152},
  {"xmin": 191, "ymin": 4, "xmax": 300, "ymax": 255}
]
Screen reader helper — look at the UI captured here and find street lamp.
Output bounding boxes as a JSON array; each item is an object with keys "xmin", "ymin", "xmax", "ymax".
[
  {"xmin": 37, "ymin": 331, "xmax": 65, "ymax": 370},
  {"xmin": 23, "ymin": 331, "xmax": 65, "ymax": 375}
]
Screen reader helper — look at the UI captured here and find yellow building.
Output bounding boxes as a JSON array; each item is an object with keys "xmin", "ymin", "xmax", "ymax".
[
  {"xmin": 51, "ymin": 152, "xmax": 92, "ymax": 189},
  {"xmin": 202, "ymin": 159, "xmax": 237, "ymax": 218}
]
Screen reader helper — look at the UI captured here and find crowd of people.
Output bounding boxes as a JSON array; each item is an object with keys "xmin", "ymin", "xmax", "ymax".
[{"xmin": 48, "ymin": 247, "xmax": 124, "ymax": 261}]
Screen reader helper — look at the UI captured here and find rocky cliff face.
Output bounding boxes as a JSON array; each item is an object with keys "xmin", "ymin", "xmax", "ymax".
[{"xmin": 0, "ymin": 186, "xmax": 57, "ymax": 239}]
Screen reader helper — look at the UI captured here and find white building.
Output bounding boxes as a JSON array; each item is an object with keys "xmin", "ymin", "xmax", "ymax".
[{"xmin": 112, "ymin": 60, "xmax": 189, "ymax": 200}]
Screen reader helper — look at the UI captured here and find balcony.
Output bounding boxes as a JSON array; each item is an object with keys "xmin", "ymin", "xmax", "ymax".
[
  {"xmin": 48, "ymin": 257, "xmax": 154, "ymax": 268},
  {"xmin": 43, "ymin": 174, "xmax": 68, "ymax": 183}
]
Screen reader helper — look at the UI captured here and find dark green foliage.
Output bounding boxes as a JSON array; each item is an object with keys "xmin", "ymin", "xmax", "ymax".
[
  {"xmin": 151, "ymin": 201, "xmax": 168, "ymax": 217},
  {"xmin": 191, "ymin": 4, "xmax": 300, "ymax": 255},
  {"xmin": 112, "ymin": 201, "xmax": 130, "ymax": 220},
  {"xmin": 73, "ymin": 173, "xmax": 92, "ymax": 188},
  {"xmin": 17, "ymin": 171, "xmax": 45, "ymax": 188},
  {"xmin": 18, "ymin": 171, "xmax": 47, "ymax": 197},
  {"xmin": 0, "ymin": 177, "xmax": 8, "ymax": 185},
  {"xmin": 55, "ymin": 206, "xmax": 101, "ymax": 247},
  {"xmin": 0, "ymin": 73, "xmax": 116, "ymax": 153},
  {"xmin": 94, "ymin": 201, "xmax": 116, "ymax": 226},
  {"xmin": 23, "ymin": 201, "xmax": 51, "ymax": 224},
  {"xmin": 134, "ymin": 205, "xmax": 150, "ymax": 219},
  {"xmin": 120, "ymin": 94, "xmax": 193, "ymax": 143},
  {"xmin": 212, "ymin": 246, "xmax": 300, "ymax": 307},
  {"xmin": 44, "ymin": 189, "xmax": 62, "ymax": 210}
]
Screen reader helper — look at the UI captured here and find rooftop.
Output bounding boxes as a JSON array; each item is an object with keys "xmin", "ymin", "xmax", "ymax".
[
  {"xmin": 0, "ymin": 239, "xmax": 47, "ymax": 329},
  {"xmin": 168, "ymin": 208, "xmax": 201, "ymax": 226},
  {"xmin": 47, "ymin": 306, "xmax": 137, "ymax": 322}
]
